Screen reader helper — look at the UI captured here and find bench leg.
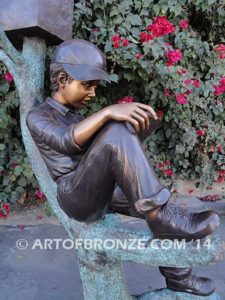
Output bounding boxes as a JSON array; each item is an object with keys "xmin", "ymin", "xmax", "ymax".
[{"xmin": 78, "ymin": 256, "xmax": 132, "ymax": 300}]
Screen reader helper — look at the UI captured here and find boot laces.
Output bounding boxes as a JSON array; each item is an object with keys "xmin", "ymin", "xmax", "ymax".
[{"xmin": 162, "ymin": 203, "xmax": 193, "ymax": 223}]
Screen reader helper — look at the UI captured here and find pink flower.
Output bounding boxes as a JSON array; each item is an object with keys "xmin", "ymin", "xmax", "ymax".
[
  {"xmin": 0, "ymin": 172, "xmax": 3, "ymax": 177},
  {"xmin": 112, "ymin": 35, "xmax": 122, "ymax": 43},
  {"xmin": 218, "ymin": 170, "xmax": 225, "ymax": 176},
  {"xmin": 216, "ymin": 176, "xmax": 224, "ymax": 183},
  {"xmin": 185, "ymin": 89, "xmax": 192, "ymax": 95},
  {"xmin": 188, "ymin": 189, "xmax": 194, "ymax": 194},
  {"xmin": 164, "ymin": 169, "xmax": 174, "ymax": 177},
  {"xmin": 4, "ymin": 72, "xmax": 13, "ymax": 82},
  {"xmin": 214, "ymin": 85, "xmax": 225, "ymax": 96},
  {"xmin": 215, "ymin": 44, "xmax": 225, "ymax": 59},
  {"xmin": 148, "ymin": 16, "xmax": 175, "ymax": 37},
  {"xmin": 123, "ymin": 39, "xmax": 130, "ymax": 46},
  {"xmin": 35, "ymin": 189, "xmax": 45, "ymax": 200},
  {"xmin": 184, "ymin": 79, "xmax": 191, "ymax": 86},
  {"xmin": 220, "ymin": 77, "xmax": 225, "ymax": 86},
  {"xmin": 193, "ymin": 79, "xmax": 200, "ymax": 88},
  {"xmin": 111, "ymin": 35, "xmax": 123, "ymax": 48},
  {"xmin": 135, "ymin": 53, "xmax": 142, "ymax": 59},
  {"xmin": 113, "ymin": 42, "xmax": 121, "ymax": 48},
  {"xmin": 175, "ymin": 93, "xmax": 188, "ymax": 105},
  {"xmin": 196, "ymin": 130, "xmax": 205, "ymax": 136},
  {"xmin": 156, "ymin": 110, "xmax": 164, "ymax": 119},
  {"xmin": 177, "ymin": 68, "xmax": 187, "ymax": 75},
  {"xmin": 140, "ymin": 32, "xmax": 154, "ymax": 43},
  {"xmin": 164, "ymin": 88, "xmax": 171, "ymax": 96},
  {"xmin": 179, "ymin": 19, "xmax": 189, "ymax": 30},
  {"xmin": 157, "ymin": 163, "xmax": 164, "ymax": 169},
  {"xmin": 217, "ymin": 145, "xmax": 222, "ymax": 152},
  {"xmin": 166, "ymin": 49, "xmax": 182, "ymax": 66},
  {"xmin": 165, "ymin": 160, "xmax": 171, "ymax": 166},
  {"xmin": 0, "ymin": 203, "xmax": 10, "ymax": 219},
  {"xmin": 217, "ymin": 44, "xmax": 225, "ymax": 52},
  {"xmin": 117, "ymin": 96, "xmax": 134, "ymax": 104}
]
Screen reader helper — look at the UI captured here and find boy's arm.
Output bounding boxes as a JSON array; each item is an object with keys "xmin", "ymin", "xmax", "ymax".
[
  {"xmin": 73, "ymin": 102, "xmax": 158, "ymax": 147},
  {"xmin": 26, "ymin": 109, "xmax": 84, "ymax": 155}
]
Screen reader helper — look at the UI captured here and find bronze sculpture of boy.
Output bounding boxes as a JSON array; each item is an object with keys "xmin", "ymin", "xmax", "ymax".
[{"xmin": 26, "ymin": 39, "xmax": 220, "ymax": 296}]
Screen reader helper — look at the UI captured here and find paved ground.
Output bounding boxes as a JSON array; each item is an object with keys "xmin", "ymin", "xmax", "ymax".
[{"xmin": 0, "ymin": 197, "xmax": 225, "ymax": 300}]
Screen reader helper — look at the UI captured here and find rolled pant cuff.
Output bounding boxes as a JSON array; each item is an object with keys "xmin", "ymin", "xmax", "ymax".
[
  {"xmin": 135, "ymin": 188, "xmax": 171, "ymax": 214},
  {"xmin": 159, "ymin": 266, "xmax": 192, "ymax": 280}
]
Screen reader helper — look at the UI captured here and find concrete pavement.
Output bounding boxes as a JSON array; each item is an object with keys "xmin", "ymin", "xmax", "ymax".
[{"xmin": 0, "ymin": 198, "xmax": 225, "ymax": 300}]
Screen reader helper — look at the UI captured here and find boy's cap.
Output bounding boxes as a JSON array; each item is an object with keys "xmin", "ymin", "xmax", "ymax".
[{"xmin": 51, "ymin": 39, "xmax": 110, "ymax": 82}]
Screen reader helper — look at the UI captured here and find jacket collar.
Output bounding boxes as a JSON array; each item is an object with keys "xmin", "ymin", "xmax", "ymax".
[{"xmin": 46, "ymin": 97, "xmax": 76, "ymax": 116}]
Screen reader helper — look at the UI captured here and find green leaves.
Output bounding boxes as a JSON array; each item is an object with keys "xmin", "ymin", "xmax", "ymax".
[
  {"xmin": 108, "ymin": 74, "xmax": 119, "ymax": 82},
  {"xmin": 0, "ymin": 81, "xmax": 9, "ymax": 93},
  {"xmin": 0, "ymin": 143, "xmax": 5, "ymax": 150},
  {"xmin": 0, "ymin": 71, "xmax": 37, "ymax": 203},
  {"xmin": 126, "ymin": 14, "xmax": 142, "ymax": 26}
]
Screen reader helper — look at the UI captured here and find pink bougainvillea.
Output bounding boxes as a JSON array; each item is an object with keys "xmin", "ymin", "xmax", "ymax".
[
  {"xmin": 4, "ymin": 72, "xmax": 13, "ymax": 82},
  {"xmin": 0, "ymin": 203, "xmax": 10, "ymax": 219},
  {"xmin": 35, "ymin": 189, "xmax": 45, "ymax": 200},
  {"xmin": 193, "ymin": 79, "xmax": 200, "ymax": 88},
  {"xmin": 175, "ymin": 93, "xmax": 188, "ymax": 105},
  {"xmin": 214, "ymin": 78, "xmax": 225, "ymax": 95},
  {"xmin": 117, "ymin": 96, "xmax": 134, "ymax": 104},
  {"xmin": 166, "ymin": 49, "xmax": 182, "ymax": 66},
  {"xmin": 135, "ymin": 53, "xmax": 142, "ymax": 59},
  {"xmin": 140, "ymin": 32, "xmax": 154, "ymax": 43},
  {"xmin": 164, "ymin": 169, "xmax": 174, "ymax": 177},
  {"xmin": 214, "ymin": 44, "xmax": 225, "ymax": 59},
  {"xmin": 179, "ymin": 19, "xmax": 189, "ymax": 30},
  {"xmin": 164, "ymin": 88, "xmax": 171, "ymax": 96},
  {"xmin": 111, "ymin": 35, "xmax": 123, "ymax": 48},
  {"xmin": 148, "ymin": 16, "xmax": 175, "ymax": 37},
  {"xmin": 196, "ymin": 130, "xmax": 205, "ymax": 136},
  {"xmin": 123, "ymin": 39, "xmax": 130, "ymax": 47}
]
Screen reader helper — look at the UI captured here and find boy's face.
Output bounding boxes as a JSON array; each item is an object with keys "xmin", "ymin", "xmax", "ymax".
[{"xmin": 59, "ymin": 79, "xmax": 99, "ymax": 109}]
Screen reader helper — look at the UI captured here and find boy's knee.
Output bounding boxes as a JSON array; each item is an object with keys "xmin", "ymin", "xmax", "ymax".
[
  {"xmin": 104, "ymin": 121, "xmax": 136, "ymax": 136},
  {"xmin": 91, "ymin": 121, "xmax": 139, "ymax": 153}
]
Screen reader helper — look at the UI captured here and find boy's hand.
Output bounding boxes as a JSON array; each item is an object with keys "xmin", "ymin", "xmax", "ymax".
[{"xmin": 107, "ymin": 102, "xmax": 158, "ymax": 132}]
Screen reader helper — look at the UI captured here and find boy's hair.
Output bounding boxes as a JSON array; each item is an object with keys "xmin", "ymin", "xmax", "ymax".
[{"xmin": 50, "ymin": 62, "xmax": 73, "ymax": 92}]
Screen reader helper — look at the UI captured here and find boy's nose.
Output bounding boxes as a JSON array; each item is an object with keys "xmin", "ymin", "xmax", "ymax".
[{"xmin": 89, "ymin": 87, "xmax": 96, "ymax": 97}]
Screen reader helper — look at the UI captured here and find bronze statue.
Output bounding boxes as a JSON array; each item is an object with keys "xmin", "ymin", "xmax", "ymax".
[{"xmin": 26, "ymin": 39, "xmax": 220, "ymax": 296}]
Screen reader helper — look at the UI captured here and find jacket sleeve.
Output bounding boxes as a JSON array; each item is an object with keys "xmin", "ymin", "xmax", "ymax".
[{"xmin": 26, "ymin": 109, "xmax": 84, "ymax": 155}]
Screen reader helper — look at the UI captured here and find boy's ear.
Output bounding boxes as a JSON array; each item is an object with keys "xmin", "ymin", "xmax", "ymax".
[{"xmin": 57, "ymin": 72, "xmax": 67, "ymax": 87}]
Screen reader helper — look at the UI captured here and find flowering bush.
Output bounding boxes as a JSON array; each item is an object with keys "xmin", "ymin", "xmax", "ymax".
[
  {"xmin": 0, "ymin": 63, "xmax": 39, "ymax": 209},
  {"xmin": 1, "ymin": 0, "xmax": 225, "ymax": 207},
  {"xmin": 74, "ymin": 0, "xmax": 225, "ymax": 186}
]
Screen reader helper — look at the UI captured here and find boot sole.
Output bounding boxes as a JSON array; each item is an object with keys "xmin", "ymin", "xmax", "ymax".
[{"xmin": 167, "ymin": 285, "xmax": 215, "ymax": 296}]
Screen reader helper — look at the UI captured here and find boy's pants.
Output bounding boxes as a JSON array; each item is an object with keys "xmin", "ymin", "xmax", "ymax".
[{"xmin": 57, "ymin": 121, "xmax": 191, "ymax": 281}]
